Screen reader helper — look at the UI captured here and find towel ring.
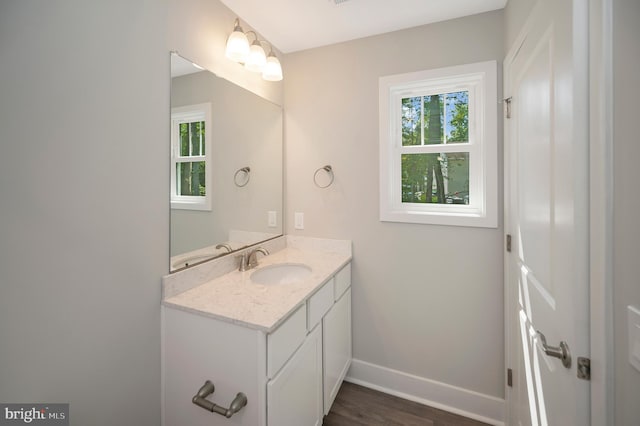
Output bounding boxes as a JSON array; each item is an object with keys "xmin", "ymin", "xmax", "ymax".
[
  {"xmin": 313, "ymin": 165, "xmax": 334, "ymax": 188},
  {"xmin": 234, "ymin": 167, "xmax": 250, "ymax": 187}
]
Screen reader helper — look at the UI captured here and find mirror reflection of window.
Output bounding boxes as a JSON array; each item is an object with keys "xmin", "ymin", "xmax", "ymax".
[{"xmin": 171, "ymin": 103, "xmax": 212, "ymax": 210}]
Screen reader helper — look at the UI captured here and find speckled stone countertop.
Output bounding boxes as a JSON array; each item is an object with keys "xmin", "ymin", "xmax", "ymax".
[{"xmin": 162, "ymin": 237, "xmax": 351, "ymax": 333}]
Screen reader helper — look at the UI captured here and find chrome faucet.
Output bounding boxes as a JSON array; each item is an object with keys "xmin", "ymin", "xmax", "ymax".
[{"xmin": 238, "ymin": 247, "xmax": 269, "ymax": 271}]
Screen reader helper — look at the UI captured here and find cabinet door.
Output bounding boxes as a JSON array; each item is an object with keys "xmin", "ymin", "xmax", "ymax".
[
  {"xmin": 267, "ymin": 325, "xmax": 322, "ymax": 426},
  {"xmin": 322, "ymin": 288, "xmax": 352, "ymax": 415},
  {"xmin": 163, "ymin": 307, "xmax": 264, "ymax": 426}
]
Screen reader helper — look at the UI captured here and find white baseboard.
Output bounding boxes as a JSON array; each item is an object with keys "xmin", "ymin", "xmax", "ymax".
[{"xmin": 345, "ymin": 359, "xmax": 505, "ymax": 426}]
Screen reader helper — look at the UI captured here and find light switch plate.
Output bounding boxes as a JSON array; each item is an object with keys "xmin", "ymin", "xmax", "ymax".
[
  {"xmin": 294, "ymin": 212, "xmax": 304, "ymax": 230},
  {"xmin": 629, "ymin": 305, "xmax": 640, "ymax": 372},
  {"xmin": 268, "ymin": 211, "xmax": 277, "ymax": 228}
]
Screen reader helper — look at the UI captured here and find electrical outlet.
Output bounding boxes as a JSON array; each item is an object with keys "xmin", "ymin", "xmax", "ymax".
[
  {"xmin": 294, "ymin": 212, "xmax": 304, "ymax": 230},
  {"xmin": 268, "ymin": 211, "xmax": 277, "ymax": 228}
]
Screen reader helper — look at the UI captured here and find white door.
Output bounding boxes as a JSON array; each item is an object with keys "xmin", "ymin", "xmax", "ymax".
[{"xmin": 504, "ymin": 0, "xmax": 590, "ymax": 424}]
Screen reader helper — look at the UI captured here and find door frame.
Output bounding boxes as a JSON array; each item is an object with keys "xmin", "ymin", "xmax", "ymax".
[
  {"xmin": 587, "ymin": 0, "xmax": 614, "ymax": 424},
  {"xmin": 502, "ymin": 0, "xmax": 614, "ymax": 424}
]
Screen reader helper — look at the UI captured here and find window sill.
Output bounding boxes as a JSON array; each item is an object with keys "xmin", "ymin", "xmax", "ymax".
[{"xmin": 380, "ymin": 208, "xmax": 497, "ymax": 228}]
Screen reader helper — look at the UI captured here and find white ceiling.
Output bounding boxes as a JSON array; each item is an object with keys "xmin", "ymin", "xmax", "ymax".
[{"xmin": 219, "ymin": 0, "xmax": 507, "ymax": 53}]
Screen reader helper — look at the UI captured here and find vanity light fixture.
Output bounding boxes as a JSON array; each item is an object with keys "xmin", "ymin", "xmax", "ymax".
[{"xmin": 224, "ymin": 18, "xmax": 283, "ymax": 82}]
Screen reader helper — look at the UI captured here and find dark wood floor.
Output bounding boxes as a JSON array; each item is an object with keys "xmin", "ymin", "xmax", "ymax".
[{"xmin": 324, "ymin": 382, "xmax": 491, "ymax": 426}]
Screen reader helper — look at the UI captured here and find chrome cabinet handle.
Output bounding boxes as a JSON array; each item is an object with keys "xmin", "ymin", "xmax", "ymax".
[{"xmin": 536, "ymin": 331, "xmax": 572, "ymax": 368}]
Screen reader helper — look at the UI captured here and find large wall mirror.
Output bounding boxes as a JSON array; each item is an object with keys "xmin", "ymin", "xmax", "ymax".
[{"xmin": 169, "ymin": 53, "xmax": 283, "ymax": 272}]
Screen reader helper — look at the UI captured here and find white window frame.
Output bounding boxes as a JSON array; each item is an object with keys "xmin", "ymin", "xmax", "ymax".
[
  {"xmin": 379, "ymin": 61, "xmax": 498, "ymax": 228},
  {"xmin": 171, "ymin": 103, "xmax": 212, "ymax": 211}
]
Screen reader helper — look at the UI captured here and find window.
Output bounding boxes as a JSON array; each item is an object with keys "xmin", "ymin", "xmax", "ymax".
[
  {"xmin": 379, "ymin": 61, "xmax": 497, "ymax": 227},
  {"xmin": 171, "ymin": 103, "xmax": 212, "ymax": 210}
]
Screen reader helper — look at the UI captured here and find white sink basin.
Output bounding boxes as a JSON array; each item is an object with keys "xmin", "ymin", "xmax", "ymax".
[{"xmin": 250, "ymin": 263, "xmax": 312, "ymax": 285}]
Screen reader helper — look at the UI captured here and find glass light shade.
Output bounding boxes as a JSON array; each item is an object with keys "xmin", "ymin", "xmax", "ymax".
[
  {"xmin": 244, "ymin": 41, "xmax": 266, "ymax": 72},
  {"xmin": 262, "ymin": 53, "xmax": 283, "ymax": 81},
  {"xmin": 225, "ymin": 30, "xmax": 250, "ymax": 62}
]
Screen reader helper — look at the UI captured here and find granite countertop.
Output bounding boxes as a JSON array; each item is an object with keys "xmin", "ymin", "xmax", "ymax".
[{"xmin": 162, "ymin": 246, "xmax": 351, "ymax": 333}]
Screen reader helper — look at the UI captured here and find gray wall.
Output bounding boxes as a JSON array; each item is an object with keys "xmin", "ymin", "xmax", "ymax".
[
  {"xmin": 0, "ymin": 1, "xmax": 168, "ymax": 425},
  {"xmin": 613, "ymin": 0, "xmax": 640, "ymax": 423},
  {"xmin": 503, "ymin": 0, "xmax": 535, "ymax": 52},
  {"xmin": 283, "ymin": 11, "xmax": 505, "ymax": 398}
]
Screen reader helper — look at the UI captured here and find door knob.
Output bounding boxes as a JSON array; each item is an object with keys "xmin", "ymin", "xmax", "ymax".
[{"xmin": 536, "ymin": 331, "xmax": 572, "ymax": 368}]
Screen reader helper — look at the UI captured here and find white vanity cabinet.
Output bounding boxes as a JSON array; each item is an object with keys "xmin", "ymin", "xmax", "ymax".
[{"xmin": 162, "ymin": 261, "xmax": 352, "ymax": 426}]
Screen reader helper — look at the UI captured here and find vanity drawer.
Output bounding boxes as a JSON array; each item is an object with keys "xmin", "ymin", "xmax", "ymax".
[
  {"xmin": 268, "ymin": 304, "xmax": 307, "ymax": 379},
  {"xmin": 307, "ymin": 280, "xmax": 334, "ymax": 331},
  {"xmin": 334, "ymin": 263, "xmax": 351, "ymax": 300}
]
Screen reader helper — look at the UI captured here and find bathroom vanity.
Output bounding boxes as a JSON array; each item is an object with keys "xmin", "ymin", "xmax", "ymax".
[{"xmin": 161, "ymin": 237, "xmax": 352, "ymax": 426}]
